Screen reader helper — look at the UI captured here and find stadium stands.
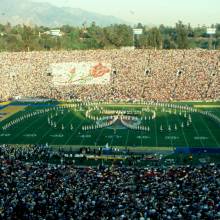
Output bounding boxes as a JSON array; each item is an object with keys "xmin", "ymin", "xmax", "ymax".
[
  {"xmin": 1, "ymin": 49, "xmax": 220, "ymax": 219},
  {"xmin": 0, "ymin": 145, "xmax": 220, "ymax": 219},
  {"xmin": 0, "ymin": 49, "xmax": 219, "ymax": 102}
]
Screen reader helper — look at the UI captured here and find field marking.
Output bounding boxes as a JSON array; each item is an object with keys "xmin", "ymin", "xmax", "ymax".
[
  {"xmin": 164, "ymin": 112, "xmax": 173, "ymax": 147},
  {"xmin": 191, "ymin": 119, "xmax": 204, "ymax": 147},
  {"xmin": 194, "ymin": 105, "xmax": 220, "ymax": 108},
  {"xmin": 8, "ymin": 114, "xmax": 46, "ymax": 143},
  {"xmin": 0, "ymin": 105, "xmax": 26, "ymax": 122},
  {"xmin": 79, "ymin": 135, "xmax": 85, "ymax": 146},
  {"xmin": 0, "ymin": 133, "xmax": 11, "ymax": 137},
  {"xmin": 199, "ymin": 114, "xmax": 220, "ymax": 147},
  {"xmin": 32, "ymin": 111, "xmax": 54, "ymax": 139},
  {"xmin": 80, "ymin": 134, "xmax": 92, "ymax": 138},
  {"xmin": 194, "ymin": 136, "xmax": 208, "ymax": 140},
  {"xmin": 108, "ymin": 104, "xmax": 116, "ymax": 147},
  {"xmin": 63, "ymin": 118, "xmax": 85, "ymax": 145},
  {"xmin": 176, "ymin": 115, "xmax": 189, "ymax": 147},
  {"xmin": 23, "ymin": 107, "xmax": 62, "ymax": 144},
  {"xmin": 165, "ymin": 136, "xmax": 180, "ymax": 140},
  {"xmin": 0, "ymin": 101, "xmax": 11, "ymax": 106},
  {"xmin": 54, "ymin": 110, "xmax": 84, "ymax": 145},
  {"xmin": 23, "ymin": 134, "xmax": 37, "ymax": 137},
  {"xmin": 18, "ymin": 108, "xmax": 53, "ymax": 141},
  {"xmin": 94, "ymin": 128, "xmax": 105, "ymax": 146},
  {"xmin": 50, "ymin": 134, "xmax": 64, "ymax": 138},
  {"xmin": 50, "ymin": 111, "xmax": 82, "ymax": 145},
  {"xmin": 58, "ymin": 103, "xmax": 70, "ymax": 107},
  {"xmin": 38, "ymin": 110, "xmax": 68, "ymax": 144},
  {"xmin": 2, "ymin": 102, "xmax": 219, "ymax": 147},
  {"xmin": 137, "ymin": 136, "xmax": 151, "ymax": 139},
  {"xmin": 110, "ymin": 133, "xmax": 115, "ymax": 146},
  {"xmin": 140, "ymin": 130, "xmax": 143, "ymax": 147},
  {"xmin": 72, "ymin": 111, "xmax": 85, "ymax": 120},
  {"xmin": 153, "ymin": 117, "xmax": 158, "ymax": 147},
  {"xmin": 125, "ymin": 129, "xmax": 130, "ymax": 146}
]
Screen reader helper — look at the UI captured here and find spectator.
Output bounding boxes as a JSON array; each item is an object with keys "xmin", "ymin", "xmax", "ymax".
[
  {"xmin": 0, "ymin": 49, "xmax": 219, "ymax": 102},
  {"xmin": 0, "ymin": 144, "xmax": 220, "ymax": 220}
]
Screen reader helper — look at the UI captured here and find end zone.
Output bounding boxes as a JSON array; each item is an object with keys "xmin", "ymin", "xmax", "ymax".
[{"xmin": 0, "ymin": 105, "xmax": 26, "ymax": 122}]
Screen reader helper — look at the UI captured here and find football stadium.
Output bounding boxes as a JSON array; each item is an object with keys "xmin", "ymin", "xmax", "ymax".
[
  {"xmin": 1, "ymin": 49, "xmax": 220, "ymax": 219},
  {"xmin": 1, "ymin": 0, "xmax": 220, "ymax": 219},
  {"xmin": 1, "ymin": 100, "xmax": 220, "ymax": 149},
  {"xmin": 0, "ymin": 50, "xmax": 220, "ymax": 151}
]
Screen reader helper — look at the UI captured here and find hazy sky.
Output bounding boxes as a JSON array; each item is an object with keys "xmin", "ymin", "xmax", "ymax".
[{"xmin": 33, "ymin": 0, "xmax": 220, "ymax": 26}]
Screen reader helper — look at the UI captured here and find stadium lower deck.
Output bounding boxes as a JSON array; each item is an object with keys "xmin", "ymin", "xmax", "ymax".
[{"xmin": 0, "ymin": 100, "xmax": 220, "ymax": 150}]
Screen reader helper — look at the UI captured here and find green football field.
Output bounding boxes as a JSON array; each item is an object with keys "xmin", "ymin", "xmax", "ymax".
[{"xmin": 0, "ymin": 101, "xmax": 220, "ymax": 149}]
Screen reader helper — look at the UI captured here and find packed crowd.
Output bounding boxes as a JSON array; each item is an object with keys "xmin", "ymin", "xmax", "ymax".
[
  {"xmin": 1, "ymin": 144, "xmax": 220, "ymax": 220},
  {"xmin": 0, "ymin": 49, "xmax": 219, "ymax": 102}
]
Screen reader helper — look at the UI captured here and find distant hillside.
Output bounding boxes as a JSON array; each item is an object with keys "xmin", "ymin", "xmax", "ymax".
[{"xmin": 0, "ymin": 0, "xmax": 127, "ymax": 27}]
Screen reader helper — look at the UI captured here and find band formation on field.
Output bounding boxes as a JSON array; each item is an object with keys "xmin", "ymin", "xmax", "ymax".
[{"xmin": 0, "ymin": 100, "xmax": 219, "ymax": 148}]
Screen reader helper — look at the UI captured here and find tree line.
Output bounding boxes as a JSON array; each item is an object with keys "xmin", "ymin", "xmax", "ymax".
[{"xmin": 0, "ymin": 21, "xmax": 219, "ymax": 51}]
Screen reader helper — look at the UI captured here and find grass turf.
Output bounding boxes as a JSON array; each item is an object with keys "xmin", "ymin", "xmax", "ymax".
[{"xmin": 0, "ymin": 101, "xmax": 219, "ymax": 148}]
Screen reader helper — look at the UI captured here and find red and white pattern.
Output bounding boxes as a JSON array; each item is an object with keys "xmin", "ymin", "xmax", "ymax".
[{"xmin": 51, "ymin": 62, "xmax": 111, "ymax": 86}]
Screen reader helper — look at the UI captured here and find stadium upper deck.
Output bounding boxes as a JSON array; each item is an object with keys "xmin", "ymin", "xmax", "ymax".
[{"xmin": 0, "ymin": 49, "xmax": 219, "ymax": 101}]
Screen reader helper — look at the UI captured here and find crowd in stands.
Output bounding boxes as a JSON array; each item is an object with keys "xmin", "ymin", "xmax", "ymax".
[
  {"xmin": 1, "ymin": 49, "xmax": 220, "ymax": 219},
  {"xmin": 1, "ymin": 144, "xmax": 220, "ymax": 220},
  {"xmin": 0, "ymin": 49, "xmax": 220, "ymax": 102}
]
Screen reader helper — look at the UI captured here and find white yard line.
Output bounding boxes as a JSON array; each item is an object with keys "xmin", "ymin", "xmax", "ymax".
[
  {"xmin": 176, "ymin": 115, "xmax": 189, "ymax": 147},
  {"xmin": 153, "ymin": 119, "xmax": 158, "ymax": 147},
  {"xmin": 199, "ymin": 114, "xmax": 220, "ymax": 147},
  {"xmin": 125, "ymin": 129, "xmax": 130, "ymax": 146},
  {"xmin": 165, "ymin": 113, "xmax": 173, "ymax": 147},
  {"xmin": 191, "ymin": 118, "xmax": 204, "ymax": 147},
  {"xmin": 94, "ymin": 128, "xmax": 105, "ymax": 146}
]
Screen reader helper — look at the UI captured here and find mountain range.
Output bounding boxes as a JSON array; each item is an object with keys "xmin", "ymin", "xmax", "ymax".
[{"xmin": 0, "ymin": 0, "xmax": 127, "ymax": 27}]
